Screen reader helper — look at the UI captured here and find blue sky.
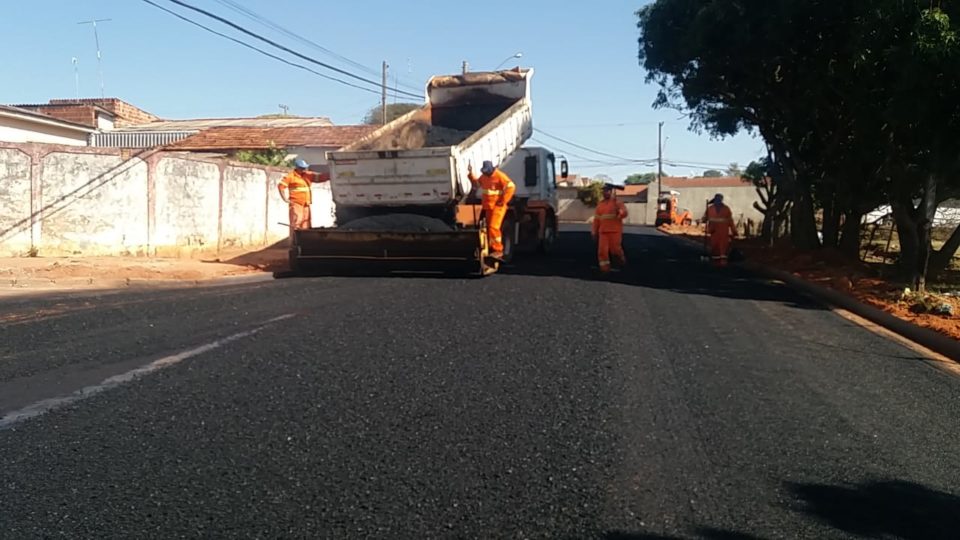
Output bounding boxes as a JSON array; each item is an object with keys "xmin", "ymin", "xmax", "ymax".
[{"xmin": 2, "ymin": 0, "xmax": 766, "ymax": 180}]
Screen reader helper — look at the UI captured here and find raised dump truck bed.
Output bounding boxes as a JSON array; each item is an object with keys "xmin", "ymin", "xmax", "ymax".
[{"xmin": 290, "ymin": 67, "xmax": 564, "ymax": 277}]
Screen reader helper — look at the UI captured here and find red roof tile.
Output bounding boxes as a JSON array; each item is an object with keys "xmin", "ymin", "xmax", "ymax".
[{"xmin": 165, "ymin": 125, "xmax": 378, "ymax": 150}]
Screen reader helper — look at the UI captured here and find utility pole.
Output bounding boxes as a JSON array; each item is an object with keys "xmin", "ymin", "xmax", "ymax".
[
  {"xmin": 278, "ymin": 104, "xmax": 289, "ymax": 116},
  {"xmin": 657, "ymin": 121, "xmax": 664, "ymax": 198},
  {"xmin": 381, "ymin": 60, "xmax": 389, "ymax": 125},
  {"xmin": 71, "ymin": 57, "xmax": 80, "ymax": 100},
  {"xmin": 78, "ymin": 18, "xmax": 111, "ymax": 98}
]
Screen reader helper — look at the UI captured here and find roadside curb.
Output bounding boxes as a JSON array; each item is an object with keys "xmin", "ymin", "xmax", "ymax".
[
  {"xmin": 3, "ymin": 271, "xmax": 275, "ymax": 294},
  {"xmin": 663, "ymin": 232, "xmax": 960, "ymax": 362}
]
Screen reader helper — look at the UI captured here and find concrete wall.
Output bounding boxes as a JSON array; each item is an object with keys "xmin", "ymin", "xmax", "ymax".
[
  {"xmin": 0, "ymin": 148, "xmax": 32, "ymax": 251},
  {"xmin": 0, "ymin": 142, "xmax": 328, "ymax": 257},
  {"xmin": 40, "ymin": 152, "xmax": 149, "ymax": 255},
  {"xmin": 558, "ymin": 197, "xmax": 651, "ymax": 225},
  {"xmin": 668, "ymin": 186, "xmax": 764, "ymax": 224},
  {"xmin": 0, "ymin": 116, "xmax": 90, "ymax": 146}
]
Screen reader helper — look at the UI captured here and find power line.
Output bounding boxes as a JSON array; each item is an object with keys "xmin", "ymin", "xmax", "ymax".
[
  {"xmin": 210, "ymin": 0, "xmax": 423, "ymax": 94},
  {"xmin": 154, "ymin": 0, "xmax": 423, "ymax": 100},
  {"xmin": 533, "ymin": 128, "xmax": 655, "ymax": 163},
  {"xmin": 140, "ymin": 0, "xmax": 385, "ymax": 97},
  {"xmin": 529, "ymin": 138, "xmax": 628, "ymax": 165}
]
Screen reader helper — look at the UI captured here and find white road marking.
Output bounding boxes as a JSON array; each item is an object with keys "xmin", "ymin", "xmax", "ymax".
[{"xmin": 0, "ymin": 313, "xmax": 296, "ymax": 430}]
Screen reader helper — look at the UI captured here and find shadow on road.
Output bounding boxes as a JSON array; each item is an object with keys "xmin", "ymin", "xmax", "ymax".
[
  {"xmin": 202, "ymin": 239, "xmax": 289, "ymax": 273},
  {"xmin": 785, "ymin": 479, "xmax": 960, "ymax": 540},
  {"xmin": 500, "ymin": 228, "xmax": 824, "ymax": 311}
]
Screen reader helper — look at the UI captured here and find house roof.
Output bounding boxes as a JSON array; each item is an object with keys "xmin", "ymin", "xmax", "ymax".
[
  {"xmin": 619, "ymin": 184, "xmax": 649, "ymax": 197},
  {"xmin": 0, "ymin": 105, "xmax": 96, "ymax": 133},
  {"xmin": 164, "ymin": 125, "xmax": 379, "ymax": 150},
  {"xmin": 121, "ymin": 116, "xmax": 335, "ymax": 131}
]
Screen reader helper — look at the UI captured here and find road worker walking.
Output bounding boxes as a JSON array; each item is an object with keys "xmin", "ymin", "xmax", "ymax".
[
  {"xmin": 704, "ymin": 193, "xmax": 737, "ymax": 267},
  {"xmin": 468, "ymin": 160, "xmax": 516, "ymax": 260},
  {"xmin": 592, "ymin": 182, "xmax": 628, "ymax": 273}
]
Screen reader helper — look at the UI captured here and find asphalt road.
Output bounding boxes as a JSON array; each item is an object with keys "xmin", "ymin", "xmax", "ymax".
[{"xmin": 1, "ymin": 226, "xmax": 958, "ymax": 539}]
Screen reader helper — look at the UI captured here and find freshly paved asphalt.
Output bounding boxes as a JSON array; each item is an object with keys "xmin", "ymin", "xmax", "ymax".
[{"xmin": 1, "ymin": 226, "xmax": 958, "ymax": 539}]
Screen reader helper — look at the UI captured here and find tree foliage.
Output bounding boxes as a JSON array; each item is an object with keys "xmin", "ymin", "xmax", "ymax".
[
  {"xmin": 702, "ymin": 169, "xmax": 724, "ymax": 178},
  {"xmin": 232, "ymin": 142, "xmax": 292, "ymax": 167},
  {"xmin": 363, "ymin": 103, "xmax": 421, "ymax": 125},
  {"xmin": 625, "ymin": 171, "xmax": 667, "ymax": 185},
  {"xmin": 637, "ymin": 0, "xmax": 960, "ymax": 290},
  {"xmin": 577, "ymin": 182, "xmax": 605, "ymax": 207}
]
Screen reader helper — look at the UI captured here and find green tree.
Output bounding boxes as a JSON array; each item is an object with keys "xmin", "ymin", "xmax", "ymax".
[
  {"xmin": 363, "ymin": 103, "xmax": 421, "ymax": 125},
  {"xmin": 702, "ymin": 169, "xmax": 724, "ymax": 178},
  {"xmin": 625, "ymin": 172, "xmax": 660, "ymax": 185},
  {"xmin": 637, "ymin": 0, "xmax": 960, "ymax": 289},
  {"xmin": 576, "ymin": 181, "xmax": 605, "ymax": 207},
  {"xmin": 232, "ymin": 142, "xmax": 292, "ymax": 167},
  {"xmin": 726, "ymin": 163, "xmax": 742, "ymax": 177}
]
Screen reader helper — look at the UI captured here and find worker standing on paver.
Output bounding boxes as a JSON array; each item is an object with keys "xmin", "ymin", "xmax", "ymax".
[
  {"xmin": 592, "ymin": 182, "xmax": 628, "ymax": 274},
  {"xmin": 278, "ymin": 158, "xmax": 329, "ymax": 237},
  {"xmin": 704, "ymin": 193, "xmax": 737, "ymax": 267},
  {"xmin": 468, "ymin": 160, "xmax": 516, "ymax": 260}
]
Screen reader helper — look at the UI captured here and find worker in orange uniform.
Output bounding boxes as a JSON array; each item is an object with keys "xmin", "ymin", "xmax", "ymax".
[
  {"xmin": 592, "ymin": 182, "xmax": 628, "ymax": 273},
  {"xmin": 704, "ymin": 193, "xmax": 737, "ymax": 267},
  {"xmin": 278, "ymin": 158, "xmax": 329, "ymax": 237},
  {"xmin": 468, "ymin": 160, "xmax": 516, "ymax": 260}
]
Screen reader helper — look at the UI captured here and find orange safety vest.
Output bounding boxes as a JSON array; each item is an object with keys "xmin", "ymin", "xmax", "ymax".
[
  {"xmin": 705, "ymin": 203, "xmax": 734, "ymax": 237},
  {"xmin": 593, "ymin": 198, "xmax": 627, "ymax": 234},
  {"xmin": 470, "ymin": 169, "xmax": 516, "ymax": 210},
  {"xmin": 279, "ymin": 170, "xmax": 322, "ymax": 206}
]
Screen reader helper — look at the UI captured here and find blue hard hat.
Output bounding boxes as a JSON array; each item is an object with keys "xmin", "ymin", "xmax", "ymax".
[
  {"xmin": 481, "ymin": 160, "xmax": 495, "ymax": 174},
  {"xmin": 294, "ymin": 158, "xmax": 309, "ymax": 169}
]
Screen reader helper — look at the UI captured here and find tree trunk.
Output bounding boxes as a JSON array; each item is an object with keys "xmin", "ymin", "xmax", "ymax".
[
  {"xmin": 930, "ymin": 223, "xmax": 960, "ymax": 273},
  {"xmin": 892, "ymin": 175, "xmax": 939, "ymax": 292},
  {"xmin": 916, "ymin": 176, "xmax": 938, "ymax": 293},
  {"xmin": 892, "ymin": 198, "xmax": 919, "ymax": 284},
  {"xmin": 839, "ymin": 210, "xmax": 864, "ymax": 259},
  {"xmin": 791, "ymin": 186, "xmax": 821, "ymax": 249},
  {"xmin": 821, "ymin": 196, "xmax": 841, "ymax": 249}
]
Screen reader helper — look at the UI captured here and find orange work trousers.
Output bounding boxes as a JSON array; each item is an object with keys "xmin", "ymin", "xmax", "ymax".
[
  {"xmin": 289, "ymin": 203, "xmax": 311, "ymax": 243},
  {"xmin": 709, "ymin": 232, "xmax": 731, "ymax": 267},
  {"xmin": 598, "ymin": 231, "xmax": 625, "ymax": 272},
  {"xmin": 485, "ymin": 205, "xmax": 508, "ymax": 253}
]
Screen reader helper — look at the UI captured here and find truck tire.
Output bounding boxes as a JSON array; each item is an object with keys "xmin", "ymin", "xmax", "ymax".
[
  {"xmin": 538, "ymin": 214, "xmax": 557, "ymax": 254},
  {"xmin": 340, "ymin": 213, "xmax": 453, "ymax": 232}
]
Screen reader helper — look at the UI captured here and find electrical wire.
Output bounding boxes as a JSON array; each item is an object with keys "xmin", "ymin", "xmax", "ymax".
[
  {"xmin": 529, "ymin": 138, "xmax": 638, "ymax": 166},
  {"xmin": 533, "ymin": 128, "xmax": 655, "ymax": 163},
  {"xmin": 155, "ymin": 0, "xmax": 423, "ymax": 100},
  {"xmin": 211, "ymin": 0, "xmax": 423, "ymax": 94},
  {"xmin": 141, "ymin": 0, "xmax": 390, "ymax": 97}
]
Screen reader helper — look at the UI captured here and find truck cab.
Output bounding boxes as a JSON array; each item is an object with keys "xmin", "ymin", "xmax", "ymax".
[{"xmin": 460, "ymin": 146, "xmax": 563, "ymax": 260}]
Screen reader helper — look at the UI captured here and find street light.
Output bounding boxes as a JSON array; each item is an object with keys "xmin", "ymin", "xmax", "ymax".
[{"xmin": 495, "ymin": 52, "xmax": 523, "ymax": 70}]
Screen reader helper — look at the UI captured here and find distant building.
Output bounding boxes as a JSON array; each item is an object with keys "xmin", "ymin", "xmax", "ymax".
[
  {"xmin": 163, "ymin": 125, "xmax": 379, "ymax": 165},
  {"xmin": 0, "ymin": 105, "xmax": 95, "ymax": 146}
]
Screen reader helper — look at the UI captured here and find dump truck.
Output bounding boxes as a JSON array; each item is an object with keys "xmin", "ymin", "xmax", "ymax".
[{"xmin": 289, "ymin": 67, "xmax": 568, "ymax": 276}]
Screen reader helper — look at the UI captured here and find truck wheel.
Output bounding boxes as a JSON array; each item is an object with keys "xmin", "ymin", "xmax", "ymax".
[{"xmin": 538, "ymin": 215, "xmax": 557, "ymax": 254}]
